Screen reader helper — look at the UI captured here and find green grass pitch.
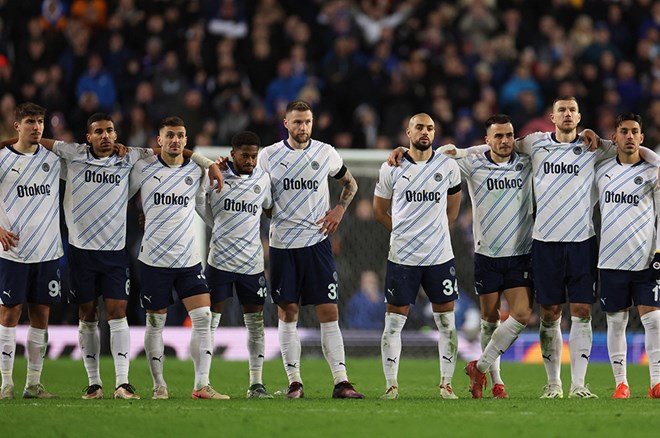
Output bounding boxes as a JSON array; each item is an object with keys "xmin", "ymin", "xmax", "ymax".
[{"xmin": 2, "ymin": 357, "xmax": 658, "ymax": 437}]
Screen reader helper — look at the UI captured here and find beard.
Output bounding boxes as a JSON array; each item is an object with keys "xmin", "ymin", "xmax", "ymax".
[{"xmin": 412, "ymin": 140, "xmax": 432, "ymax": 151}]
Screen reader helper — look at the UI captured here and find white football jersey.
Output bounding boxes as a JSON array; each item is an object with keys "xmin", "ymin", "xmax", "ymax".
[
  {"xmin": 258, "ymin": 139, "xmax": 343, "ymax": 249},
  {"xmin": 596, "ymin": 156, "xmax": 660, "ymax": 271},
  {"xmin": 374, "ymin": 152, "xmax": 461, "ymax": 266},
  {"xmin": 130, "ymin": 155, "xmax": 204, "ymax": 268},
  {"xmin": 0, "ymin": 145, "xmax": 62, "ymax": 262},
  {"xmin": 53, "ymin": 141, "xmax": 152, "ymax": 250},
  {"xmin": 516, "ymin": 132, "xmax": 616, "ymax": 242},
  {"xmin": 197, "ymin": 163, "xmax": 272, "ymax": 274},
  {"xmin": 455, "ymin": 149, "xmax": 533, "ymax": 257}
]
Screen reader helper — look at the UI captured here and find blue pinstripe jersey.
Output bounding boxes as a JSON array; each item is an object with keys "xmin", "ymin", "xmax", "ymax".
[
  {"xmin": 130, "ymin": 155, "xmax": 204, "ymax": 268},
  {"xmin": 54, "ymin": 141, "xmax": 152, "ymax": 250},
  {"xmin": 517, "ymin": 132, "xmax": 617, "ymax": 242},
  {"xmin": 455, "ymin": 149, "xmax": 533, "ymax": 257},
  {"xmin": 257, "ymin": 139, "xmax": 343, "ymax": 249},
  {"xmin": 374, "ymin": 152, "xmax": 461, "ymax": 266},
  {"xmin": 0, "ymin": 145, "xmax": 62, "ymax": 262},
  {"xmin": 596, "ymin": 156, "xmax": 660, "ymax": 271},
  {"xmin": 197, "ymin": 164, "xmax": 272, "ymax": 274}
]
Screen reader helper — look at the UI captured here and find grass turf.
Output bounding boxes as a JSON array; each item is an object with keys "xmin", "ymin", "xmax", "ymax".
[{"xmin": 1, "ymin": 357, "xmax": 658, "ymax": 438}]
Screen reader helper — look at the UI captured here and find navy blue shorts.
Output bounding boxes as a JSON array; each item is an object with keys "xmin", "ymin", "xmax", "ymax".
[
  {"xmin": 139, "ymin": 262, "xmax": 208, "ymax": 310},
  {"xmin": 269, "ymin": 239, "xmax": 339, "ymax": 306},
  {"xmin": 68, "ymin": 246, "xmax": 129, "ymax": 303},
  {"xmin": 0, "ymin": 258, "xmax": 61, "ymax": 305},
  {"xmin": 205, "ymin": 265, "xmax": 267, "ymax": 306},
  {"xmin": 532, "ymin": 238, "xmax": 597, "ymax": 305},
  {"xmin": 599, "ymin": 269, "xmax": 660, "ymax": 312},
  {"xmin": 384, "ymin": 259, "xmax": 459, "ymax": 306},
  {"xmin": 474, "ymin": 253, "xmax": 532, "ymax": 295}
]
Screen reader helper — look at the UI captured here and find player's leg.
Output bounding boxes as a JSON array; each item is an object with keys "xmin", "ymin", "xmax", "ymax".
[
  {"xmin": 78, "ymin": 299, "xmax": 103, "ymax": 398},
  {"xmin": 236, "ymin": 272, "xmax": 271, "ymax": 398},
  {"xmin": 478, "ymin": 293, "xmax": 501, "ymax": 382},
  {"xmin": 566, "ymin": 238, "xmax": 597, "ymax": 398},
  {"xmin": 600, "ymin": 269, "xmax": 631, "ymax": 398},
  {"xmin": 178, "ymin": 265, "xmax": 228, "ymax": 400},
  {"xmin": 270, "ymin": 245, "xmax": 304, "ymax": 397},
  {"xmin": 106, "ymin": 298, "xmax": 138, "ymax": 399},
  {"xmin": 533, "ymin": 240, "xmax": 566, "ymax": 398},
  {"xmin": 634, "ymin": 269, "xmax": 660, "ymax": 398},
  {"xmin": 381, "ymin": 261, "xmax": 417, "ymax": 398},
  {"xmin": 423, "ymin": 260, "xmax": 460, "ymax": 399},
  {"xmin": 23, "ymin": 260, "xmax": 60, "ymax": 399},
  {"xmin": 205, "ymin": 264, "xmax": 231, "ymax": 346},
  {"xmin": 0, "ymin": 259, "xmax": 27, "ymax": 400}
]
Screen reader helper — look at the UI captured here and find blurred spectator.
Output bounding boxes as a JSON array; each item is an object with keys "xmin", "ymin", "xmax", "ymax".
[
  {"xmin": 345, "ymin": 270, "xmax": 386, "ymax": 330},
  {"xmin": 75, "ymin": 52, "xmax": 116, "ymax": 112},
  {"xmin": 207, "ymin": 0, "xmax": 248, "ymax": 39}
]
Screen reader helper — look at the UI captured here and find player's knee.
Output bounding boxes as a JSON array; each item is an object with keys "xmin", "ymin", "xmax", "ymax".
[
  {"xmin": 481, "ymin": 308, "xmax": 500, "ymax": 323},
  {"xmin": 510, "ymin": 308, "xmax": 532, "ymax": 326},
  {"xmin": 571, "ymin": 305, "xmax": 591, "ymax": 319}
]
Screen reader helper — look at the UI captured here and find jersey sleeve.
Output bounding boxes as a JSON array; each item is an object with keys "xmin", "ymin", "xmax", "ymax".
[
  {"xmin": 454, "ymin": 155, "xmax": 472, "ymax": 177},
  {"xmin": 374, "ymin": 162, "xmax": 394, "ymax": 199},
  {"xmin": 52, "ymin": 140, "xmax": 86, "ymax": 160},
  {"xmin": 128, "ymin": 147, "xmax": 154, "ymax": 162},
  {"xmin": 257, "ymin": 148, "xmax": 270, "ymax": 174},
  {"xmin": 447, "ymin": 159, "xmax": 462, "ymax": 189},
  {"xmin": 327, "ymin": 145, "xmax": 344, "ymax": 177},
  {"xmin": 128, "ymin": 160, "xmax": 144, "ymax": 199},
  {"xmin": 514, "ymin": 133, "xmax": 540, "ymax": 155},
  {"xmin": 195, "ymin": 188, "xmax": 214, "ymax": 228},
  {"xmin": 594, "ymin": 139, "xmax": 618, "ymax": 163},
  {"xmin": 261, "ymin": 173, "xmax": 273, "ymax": 209}
]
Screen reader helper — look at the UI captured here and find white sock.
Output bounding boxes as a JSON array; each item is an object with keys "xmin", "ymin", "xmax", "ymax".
[
  {"xmin": 480, "ymin": 319, "xmax": 502, "ymax": 384},
  {"xmin": 320, "ymin": 321, "xmax": 348, "ymax": 385},
  {"xmin": 189, "ymin": 306, "xmax": 213, "ymax": 391},
  {"xmin": 569, "ymin": 316, "xmax": 592, "ymax": 388},
  {"xmin": 641, "ymin": 310, "xmax": 660, "ymax": 387},
  {"xmin": 381, "ymin": 312, "xmax": 406, "ymax": 389},
  {"xmin": 434, "ymin": 311, "xmax": 457, "ymax": 385},
  {"xmin": 278, "ymin": 320, "xmax": 302, "ymax": 384},
  {"xmin": 606, "ymin": 312, "xmax": 628, "ymax": 386},
  {"xmin": 145, "ymin": 313, "xmax": 167, "ymax": 388},
  {"xmin": 540, "ymin": 318, "xmax": 562, "ymax": 385},
  {"xmin": 210, "ymin": 312, "xmax": 221, "ymax": 347},
  {"xmin": 109, "ymin": 317, "xmax": 130, "ymax": 388},
  {"xmin": 0, "ymin": 325, "xmax": 16, "ymax": 387},
  {"xmin": 26, "ymin": 326, "xmax": 47, "ymax": 387},
  {"xmin": 78, "ymin": 320, "xmax": 101, "ymax": 386},
  {"xmin": 244, "ymin": 312, "xmax": 265, "ymax": 386},
  {"xmin": 478, "ymin": 317, "xmax": 525, "ymax": 375}
]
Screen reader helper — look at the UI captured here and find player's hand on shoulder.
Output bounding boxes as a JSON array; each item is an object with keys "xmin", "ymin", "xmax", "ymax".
[
  {"xmin": 215, "ymin": 156, "xmax": 229, "ymax": 170},
  {"xmin": 437, "ymin": 143, "xmax": 467, "ymax": 158},
  {"xmin": 580, "ymin": 129, "xmax": 600, "ymax": 151},
  {"xmin": 208, "ymin": 163, "xmax": 223, "ymax": 192},
  {"xmin": 0, "ymin": 227, "xmax": 19, "ymax": 251},
  {"xmin": 114, "ymin": 143, "xmax": 128, "ymax": 157},
  {"xmin": 316, "ymin": 205, "xmax": 345, "ymax": 236},
  {"xmin": 387, "ymin": 147, "xmax": 407, "ymax": 167}
]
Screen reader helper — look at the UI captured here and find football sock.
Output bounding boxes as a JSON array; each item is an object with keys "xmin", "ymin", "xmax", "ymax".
[
  {"xmin": 478, "ymin": 317, "xmax": 525, "ymax": 374},
  {"xmin": 381, "ymin": 312, "xmax": 406, "ymax": 389},
  {"xmin": 78, "ymin": 320, "xmax": 101, "ymax": 386},
  {"xmin": 210, "ymin": 311, "xmax": 222, "ymax": 347},
  {"xmin": 606, "ymin": 312, "xmax": 628, "ymax": 386},
  {"xmin": 145, "ymin": 313, "xmax": 167, "ymax": 388},
  {"xmin": 0, "ymin": 325, "xmax": 16, "ymax": 387},
  {"xmin": 641, "ymin": 310, "xmax": 660, "ymax": 386},
  {"xmin": 189, "ymin": 306, "xmax": 212, "ymax": 391},
  {"xmin": 278, "ymin": 320, "xmax": 302, "ymax": 384},
  {"xmin": 569, "ymin": 316, "xmax": 592, "ymax": 388},
  {"xmin": 434, "ymin": 311, "xmax": 457, "ymax": 385},
  {"xmin": 540, "ymin": 318, "xmax": 562, "ymax": 386},
  {"xmin": 320, "ymin": 321, "xmax": 348, "ymax": 385},
  {"xmin": 244, "ymin": 312, "xmax": 265, "ymax": 386},
  {"xmin": 480, "ymin": 319, "xmax": 503, "ymax": 384},
  {"xmin": 108, "ymin": 317, "xmax": 131, "ymax": 387},
  {"xmin": 26, "ymin": 326, "xmax": 47, "ymax": 387}
]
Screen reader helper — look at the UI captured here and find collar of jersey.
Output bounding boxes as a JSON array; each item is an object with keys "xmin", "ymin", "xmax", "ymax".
[
  {"xmin": 485, "ymin": 150, "xmax": 515, "ymax": 165},
  {"xmin": 157, "ymin": 155, "xmax": 190, "ymax": 167},
  {"xmin": 7, "ymin": 144, "xmax": 42, "ymax": 156},
  {"xmin": 88, "ymin": 144, "xmax": 114, "ymax": 160},
  {"xmin": 403, "ymin": 150, "xmax": 435, "ymax": 164},
  {"xmin": 550, "ymin": 132, "xmax": 579, "ymax": 144},
  {"xmin": 283, "ymin": 139, "xmax": 311, "ymax": 150},
  {"xmin": 615, "ymin": 155, "xmax": 644, "ymax": 167}
]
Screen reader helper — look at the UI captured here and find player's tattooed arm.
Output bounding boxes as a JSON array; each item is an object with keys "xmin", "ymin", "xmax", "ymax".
[{"xmin": 317, "ymin": 168, "xmax": 358, "ymax": 236}]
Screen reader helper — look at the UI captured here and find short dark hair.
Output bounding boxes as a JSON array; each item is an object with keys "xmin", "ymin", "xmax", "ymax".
[
  {"xmin": 231, "ymin": 131, "xmax": 261, "ymax": 148},
  {"xmin": 552, "ymin": 95, "xmax": 578, "ymax": 107},
  {"xmin": 615, "ymin": 113, "xmax": 643, "ymax": 130},
  {"xmin": 15, "ymin": 102, "xmax": 46, "ymax": 122},
  {"xmin": 285, "ymin": 100, "xmax": 312, "ymax": 114},
  {"xmin": 87, "ymin": 112, "xmax": 113, "ymax": 130},
  {"xmin": 158, "ymin": 116, "xmax": 185, "ymax": 130},
  {"xmin": 485, "ymin": 114, "xmax": 512, "ymax": 130}
]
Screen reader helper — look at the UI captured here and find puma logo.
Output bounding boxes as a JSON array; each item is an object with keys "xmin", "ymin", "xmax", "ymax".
[
  {"xmin": 10, "ymin": 168, "xmax": 19, "ymax": 174},
  {"xmin": 613, "ymin": 360, "xmax": 623, "ymax": 366},
  {"xmin": 442, "ymin": 355, "xmax": 453, "ymax": 363},
  {"xmin": 286, "ymin": 362, "xmax": 298, "ymax": 368},
  {"xmin": 86, "ymin": 354, "xmax": 96, "ymax": 360},
  {"xmin": 280, "ymin": 162, "xmax": 289, "ymax": 168},
  {"xmin": 386, "ymin": 357, "xmax": 397, "ymax": 363},
  {"xmin": 401, "ymin": 175, "xmax": 410, "ymax": 182},
  {"xmin": 542, "ymin": 354, "xmax": 551, "ymax": 361},
  {"xmin": 151, "ymin": 356, "xmax": 162, "ymax": 362},
  {"xmin": 205, "ymin": 350, "xmax": 212, "ymax": 356},
  {"xmin": 1, "ymin": 351, "xmax": 12, "ymax": 358},
  {"xmin": 605, "ymin": 174, "xmax": 612, "ymax": 180},
  {"xmin": 153, "ymin": 175, "xmax": 162, "ymax": 183},
  {"xmin": 117, "ymin": 352, "xmax": 128, "ymax": 358},
  {"xmin": 581, "ymin": 353, "xmax": 590, "ymax": 361}
]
